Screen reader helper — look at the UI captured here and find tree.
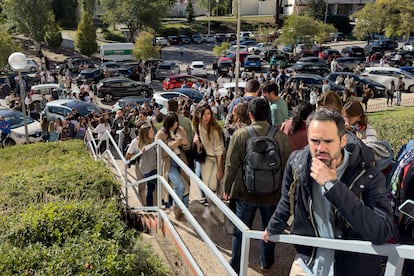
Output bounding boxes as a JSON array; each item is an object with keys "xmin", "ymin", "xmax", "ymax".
[
  {"xmin": 186, "ymin": 0, "xmax": 195, "ymax": 22},
  {"xmin": 76, "ymin": 11, "xmax": 97, "ymax": 56},
  {"xmin": 44, "ymin": 12, "xmax": 63, "ymax": 48},
  {"xmin": 52, "ymin": 0, "xmax": 77, "ymax": 28},
  {"xmin": 100, "ymin": 0, "xmax": 173, "ymax": 42},
  {"xmin": 277, "ymin": 15, "xmax": 335, "ymax": 49},
  {"xmin": 351, "ymin": 0, "xmax": 414, "ymax": 40},
  {"xmin": 305, "ymin": 0, "xmax": 327, "ymax": 21},
  {"xmin": 133, "ymin": 31, "xmax": 160, "ymax": 61},
  {"xmin": 81, "ymin": 0, "xmax": 96, "ymax": 14},
  {"xmin": 212, "ymin": 42, "xmax": 230, "ymax": 57},
  {"xmin": 0, "ymin": 29, "xmax": 19, "ymax": 69},
  {"xmin": 2, "ymin": 0, "xmax": 52, "ymax": 46}
]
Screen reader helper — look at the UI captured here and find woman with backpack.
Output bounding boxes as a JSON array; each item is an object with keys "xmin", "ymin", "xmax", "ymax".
[{"xmin": 192, "ymin": 103, "xmax": 225, "ymax": 218}]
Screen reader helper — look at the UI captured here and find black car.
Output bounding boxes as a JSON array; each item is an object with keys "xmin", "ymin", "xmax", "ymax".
[
  {"xmin": 75, "ymin": 68, "xmax": 104, "ymax": 86},
  {"xmin": 335, "ymin": 57, "xmax": 365, "ymax": 72},
  {"xmin": 341, "ymin": 46, "xmax": 365, "ymax": 58},
  {"xmin": 290, "ymin": 63, "xmax": 330, "ymax": 77},
  {"xmin": 178, "ymin": 35, "xmax": 191, "ymax": 44},
  {"xmin": 326, "ymin": 72, "xmax": 386, "ymax": 98},
  {"xmin": 364, "ymin": 43, "xmax": 387, "ymax": 56},
  {"xmin": 191, "ymin": 34, "xmax": 203, "ymax": 44},
  {"xmin": 167, "ymin": 36, "xmax": 179, "ymax": 45},
  {"xmin": 96, "ymin": 77, "xmax": 153, "ymax": 103},
  {"xmin": 215, "ymin": 33, "xmax": 227, "ymax": 42},
  {"xmin": 388, "ymin": 51, "xmax": 414, "ymax": 67},
  {"xmin": 287, "ymin": 74, "xmax": 343, "ymax": 94},
  {"xmin": 217, "ymin": 59, "xmax": 234, "ymax": 76}
]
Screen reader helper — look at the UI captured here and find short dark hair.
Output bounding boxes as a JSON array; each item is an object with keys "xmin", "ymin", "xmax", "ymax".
[
  {"xmin": 248, "ymin": 98, "xmax": 270, "ymax": 121},
  {"xmin": 245, "ymin": 78, "xmax": 260, "ymax": 94},
  {"xmin": 306, "ymin": 108, "xmax": 346, "ymax": 138},
  {"xmin": 262, "ymin": 81, "xmax": 279, "ymax": 95},
  {"xmin": 167, "ymin": 99, "xmax": 179, "ymax": 112}
]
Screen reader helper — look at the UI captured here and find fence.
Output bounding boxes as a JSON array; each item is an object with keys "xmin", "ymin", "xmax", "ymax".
[{"xmin": 84, "ymin": 128, "xmax": 414, "ymax": 276}]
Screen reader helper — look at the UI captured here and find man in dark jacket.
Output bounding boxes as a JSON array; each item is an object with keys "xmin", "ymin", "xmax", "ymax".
[
  {"xmin": 264, "ymin": 108, "xmax": 394, "ymax": 276},
  {"xmin": 223, "ymin": 98, "xmax": 290, "ymax": 273}
]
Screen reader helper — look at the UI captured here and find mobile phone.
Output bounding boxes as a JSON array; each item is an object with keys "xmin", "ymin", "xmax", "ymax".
[{"xmin": 399, "ymin": 199, "xmax": 414, "ymax": 219}]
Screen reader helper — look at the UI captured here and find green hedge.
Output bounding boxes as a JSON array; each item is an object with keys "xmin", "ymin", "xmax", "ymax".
[{"xmin": 0, "ymin": 140, "xmax": 168, "ymax": 275}]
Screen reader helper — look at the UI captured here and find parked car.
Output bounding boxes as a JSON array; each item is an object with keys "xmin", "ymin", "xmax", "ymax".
[
  {"xmin": 329, "ymin": 32, "xmax": 345, "ymax": 42},
  {"xmin": 111, "ymin": 96, "xmax": 152, "ymax": 112},
  {"xmin": 215, "ymin": 33, "xmax": 227, "ymax": 42},
  {"xmin": 269, "ymin": 53, "xmax": 288, "ymax": 69},
  {"xmin": 162, "ymin": 74, "xmax": 209, "ymax": 90},
  {"xmin": 155, "ymin": 36, "xmax": 170, "ymax": 46},
  {"xmin": 217, "ymin": 59, "xmax": 234, "ymax": 76},
  {"xmin": 364, "ymin": 44, "xmax": 386, "ymax": 56},
  {"xmin": 67, "ymin": 57, "xmax": 96, "ymax": 73},
  {"xmin": 288, "ymin": 63, "xmax": 330, "ymax": 77},
  {"xmin": 75, "ymin": 68, "xmax": 104, "ymax": 86},
  {"xmin": 153, "ymin": 88, "xmax": 203, "ymax": 107},
  {"xmin": 400, "ymin": 66, "xmax": 414, "ymax": 75},
  {"xmin": 167, "ymin": 36, "xmax": 179, "ymax": 45},
  {"xmin": 154, "ymin": 61, "xmax": 180, "ymax": 80},
  {"xmin": 191, "ymin": 34, "xmax": 203, "ymax": 44},
  {"xmin": 226, "ymin": 51, "xmax": 249, "ymax": 64},
  {"xmin": 41, "ymin": 99, "xmax": 103, "ymax": 122},
  {"xmin": 402, "ymin": 40, "xmax": 414, "ymax": 51},
  {"xmin": 374, "ymin": 39, "xmax": 398, "ymax": 50},
  {"xmin": 178, "ymin": 35, "xmax": 191, "ymax": 44},
  {"xmin": 29, "ymin": 83, "xmax": 66, "ymax": 110},
  {"xmin": 320, "ymin": 49, "xmax": 341, "ymax": 60},
  {"xmin": 247, "ymin": 42, "xmax": 274, "ymax": 55},
  {"xmin": 243, "ymin": 55, "xmax": 262, "ymax": 72},
  {"xmin": 0, "ymin": 107, "xmax": 42, "ymax": 145},
  {"xmin": 311, "ymin": 45, "xmax": 331, "ymax": 56},
  {"xmin": 296, "ymin": 57, "xmax": 326, "ymax": 65},
  {"xmin": 335, "ymin": 57, "xmax": 365, "ymax": 72},
  {"xmin": 96, "ymin": 77, "xmax": 153, "ymax": 102},
  {"xmin": 287, "ymin": 74, "xmax": 343, "ymax": 94},
  {"xmin": 23, "ymin": 58, "xmax": 39, "ymax": 73},
  {"xmin": 387, "ymin": 51, "xmax": 414, "ymax": 67},
  {"xmin": 189, "ymin": 61, "xmax": 207, "ymax": 77},
  {"xmin": 240, "ymin": 40, "xmax": 258, "ymax": 47},
  {"xmin": 217, "ymin": 81, "xmax": 246, "ymax": 98},
  {"xmin": 101, "ymin": 62, "xmax": 122, "ymax": 77},
  {"xmin": 326, "ymin": 72, "xmax": 386, "ymax": 98},
  {"xmin": 361, "ymin": 67, "xmax": 414, "ymax": 93},
  {"xmin": 341, "ymin": 46, "xmax": 365, "ymax": 58},
  {"xmin": 202, "ymin": 34, "xmax": 215, "ymax": 43}
]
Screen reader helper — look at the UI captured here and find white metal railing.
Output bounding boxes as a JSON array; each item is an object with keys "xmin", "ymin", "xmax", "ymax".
[{"xmin": 84, "ymin": 129, "xmax": 414, "ymax": 276}]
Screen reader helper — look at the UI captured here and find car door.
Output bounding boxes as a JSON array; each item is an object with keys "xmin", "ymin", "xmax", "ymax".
[{"xmin": 123, "ymin": 80, "xmax": 138, "ymax": 96}]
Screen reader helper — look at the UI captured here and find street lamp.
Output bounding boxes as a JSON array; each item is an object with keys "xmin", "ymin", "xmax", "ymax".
[{"xmin": 8, "ymin": 52, "xmax": 29, "ymax": 144}]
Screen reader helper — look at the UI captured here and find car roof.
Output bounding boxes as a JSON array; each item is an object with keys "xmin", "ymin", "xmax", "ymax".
[
  {"xmin": 31, "ymin": 83, "xmax": 61, "ymax": 90},
  {"xmin": 191, "ymin": 61, "xmax": 205, "ymax": 65}
]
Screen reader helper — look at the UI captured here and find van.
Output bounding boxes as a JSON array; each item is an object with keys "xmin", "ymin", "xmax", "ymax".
[{"xmin": 100, "ymin": 43, "xmax": 135, "ymax": 62}]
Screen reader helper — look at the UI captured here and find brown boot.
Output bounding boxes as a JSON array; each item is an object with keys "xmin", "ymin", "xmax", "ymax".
[{"xmin": 174, "ymin": 206, "xmax": 187, "ymax": 222}]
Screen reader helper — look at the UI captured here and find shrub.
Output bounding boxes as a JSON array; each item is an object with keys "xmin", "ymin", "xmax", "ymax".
[
  {"xmin": 76, "ymin": 11, "xmax": 98, "ymax": 55},
  {"xmin": 102, "ymin": 30, "xmax": 127, "ymax": 42}
]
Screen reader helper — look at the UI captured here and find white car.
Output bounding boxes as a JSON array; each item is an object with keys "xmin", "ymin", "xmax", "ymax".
[
  {"xmin": 156, "ymin": 37, "xmax": 170, "ymax": 46},
  {"xmin": 30, "ymin": 83, "xmax": 67, "ymax": 108},
  {"xmin": 217, "ymin": 81, "xmax": 247, "ymax": 98},
  {"xmin": 189, "ymin": 61, "xmax": 207, "ymax": 77},
  {"xmin": 202, "ymin": 34, "xmax": 215, "ymax": 43},
  {"xmin": 361, "ymin": 67, "xmax": 414, "ymax": 93},
  {"xmin": 247, "ymin": 42, "xmax": 274, "ymax": 54},
  {"xmin": 23, "ymin": 58, "xmax": 39, "ymax": 72},
  {"xmin": 228, "ymin": 45, "xmax": 248, "ymax": 53},
  {"xmin": 153, "ymin": 88, "xmax": 203, "ymax": 107},
  {"xmin": 0, "ymin": 107, "xmax": 42, "ymax": 145}
]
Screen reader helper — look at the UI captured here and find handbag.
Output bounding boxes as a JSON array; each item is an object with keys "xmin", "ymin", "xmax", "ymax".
[{"xmin": 193, "ymin": 126, "xmax": 207, "ymax": 163}]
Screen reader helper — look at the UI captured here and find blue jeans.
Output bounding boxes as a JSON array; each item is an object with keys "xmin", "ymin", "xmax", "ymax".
[
  {"xmin": 169, "ymin": 159, "xmax": 189, "ymax": 207},
  {"xmin": 396, "ymin": 90, "xmax": 402, "ymax": 106},
  {"xmin": 143, "ymin": 170, "xmax": 157, "ymax": 206},
  {"xmin": 230, "ymin": 199, "xmax": 277, "ymax": 273},
  {"xmin": 195, "ymin": 161, "xmax": 206, "ymax": 198}
]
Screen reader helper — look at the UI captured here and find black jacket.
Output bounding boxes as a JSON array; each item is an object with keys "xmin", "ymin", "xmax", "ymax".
[{"xmin": 267, "ymin": 136, "xmax": 394, "ymax": 276}]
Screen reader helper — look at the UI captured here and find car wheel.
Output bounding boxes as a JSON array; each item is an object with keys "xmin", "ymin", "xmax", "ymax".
[
  {"xmin": 408, "ymin": 85, "xmax": 414, "ymax": 93},
  {"xmin": 30, "ymin": 66, "xmax": 37, "ymax": 72},
  {"xmin": 4, "ymin": 138, "xmax": 16, "ymax": 147},
  {"xmin": 139, "ymin": 89, "xmax": 151, "ymax": 98},
  {"xmin": 103, "ymin": 93, "xmax": 114, "ymax": 102}
]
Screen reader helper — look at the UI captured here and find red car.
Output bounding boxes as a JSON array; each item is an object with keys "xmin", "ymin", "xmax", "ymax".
[
  {"xmin": 320, "ymin": 49, "xmax": 342, "ymax": 60},
  {"xmin": 226, "ymin": 51, "xmax": 249, "ymax": 64},
  {"xmin": 162, "ymin": 74, "xmax": 209, "ymax": 90}
]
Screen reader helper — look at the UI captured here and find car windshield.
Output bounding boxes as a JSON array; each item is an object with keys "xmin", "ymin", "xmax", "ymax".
[
  {"xmin": 192, "ymin": 64, "xmax": 204, "ymax": 68},
  {"xmin": 247, "ymin": 57, "xmax": 260, "ymax": 62},
  {"xmin": 1, "ymin": 111, "xmax": 34, "ymax": 129}
]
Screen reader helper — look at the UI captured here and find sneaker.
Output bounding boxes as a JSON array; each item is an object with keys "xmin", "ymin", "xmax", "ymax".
[
  {"xmin": 202, "ymin": 206, "xmax": 211, "ymax": 219},
  {"xmin": 198, "ymin": 197, "xmax": 207, "ymax": 204}
]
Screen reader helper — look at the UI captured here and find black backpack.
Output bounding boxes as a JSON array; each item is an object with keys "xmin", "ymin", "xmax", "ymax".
[{"xmin": 243, "ymin": 126, "xmax": 282, "ymax": 195}]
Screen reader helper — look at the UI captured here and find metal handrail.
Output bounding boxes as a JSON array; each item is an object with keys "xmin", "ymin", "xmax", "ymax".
[{"xmin": 85, "ymin": 129, "xmax": 414, "ymax": 276}]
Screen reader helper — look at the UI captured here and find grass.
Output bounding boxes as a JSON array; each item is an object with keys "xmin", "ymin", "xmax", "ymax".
[{"xmin": 368, "ymin": 106, "xmax": 414, "ymax": 156}]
